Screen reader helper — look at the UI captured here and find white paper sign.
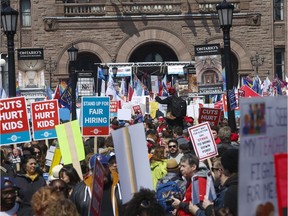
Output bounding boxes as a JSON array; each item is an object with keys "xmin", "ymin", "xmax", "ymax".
[
  {"xmin": 188, "ymin": 122, "xmax": 218, "ymax": 161},
  {"xmin": 238, "ymin": 96, "xmax": 287, "ymax": 216},
  {"xmin": 117, "ymin": 109, "xmax": 132, "ymax": 120}
]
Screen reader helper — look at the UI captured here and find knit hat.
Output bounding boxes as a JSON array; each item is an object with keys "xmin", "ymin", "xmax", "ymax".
[
  {"xmin": 168, "ymin": 87, "xmax": 176, "ymax": 95},
  {"xmin": 221, "ymin": 148, "xmax": 239, "ymax": 173},
  {"xmin": 166, "ymin": 159, "xmax": 179, "ymax": 171},
  {"xmin": 48, "ymin": 164, "xmax": 63, "ymax": 182},
  {"xmin": 1, "ymin": 177, "xmax": 19, "ymax": 191}
]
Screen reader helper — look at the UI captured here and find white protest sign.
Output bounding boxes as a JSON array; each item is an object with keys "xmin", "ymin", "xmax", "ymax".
[
  {"xmin": 117, "ymin": 109, "xmax": 131, "ymax": 120},
  {"xmin": 188, "ymin": 122, "xmax": 218, "ymax": 161},
  {"xmin": 238, "ymin": 96, "xmax": 287, "ymax": 216},
  {"xmin": 111, "ymin": 123, "xmax": 153, "ymax": 204}
]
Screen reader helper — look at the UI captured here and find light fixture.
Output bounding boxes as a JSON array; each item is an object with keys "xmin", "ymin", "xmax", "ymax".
[
  {"xmin": 67, "ymin": 44, "xmax": 78, "ymax": 62},
  {"xmin": 112, "ymin": 66, "xmax": 118, "ymax": 78}
]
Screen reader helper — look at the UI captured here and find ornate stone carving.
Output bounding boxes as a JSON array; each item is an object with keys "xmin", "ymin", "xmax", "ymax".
[
  {"xmin": 43, "ymin": 18, "xmax": 58, "ymax": 31},
  {"xmin": 246, "ymin": 14, "xmax": 261, "ymax": 26}
]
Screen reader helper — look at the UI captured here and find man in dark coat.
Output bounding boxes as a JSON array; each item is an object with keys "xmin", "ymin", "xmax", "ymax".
[{"xmin": 155, "ymin": 87, "xmax": 184, "ymax": 129}]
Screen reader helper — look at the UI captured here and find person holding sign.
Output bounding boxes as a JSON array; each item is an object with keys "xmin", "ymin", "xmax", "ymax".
[{"xmin": 171, "ymin": 154, "xmax": 209, "ymax": 216}]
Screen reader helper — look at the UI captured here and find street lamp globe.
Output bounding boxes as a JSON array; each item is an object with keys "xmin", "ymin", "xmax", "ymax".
[
  {"xmin": 67, "ymin": 44, "xmax": 78, "ymax": 62},
  {"xmin": 216, "ymin": 0, "xmax": 234, "ymax": 28},
  {"xmin": 1, "ymin": 6, "xmax": 19, "ymax": 34}
]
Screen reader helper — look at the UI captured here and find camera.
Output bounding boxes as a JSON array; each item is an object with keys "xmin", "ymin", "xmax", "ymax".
[{"xmin": 165, "ymin": 199, "xmax": 173, "ymax": 206}]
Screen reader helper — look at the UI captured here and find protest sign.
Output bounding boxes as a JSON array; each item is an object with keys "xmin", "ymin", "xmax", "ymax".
[
  {"xmin": 110, "ymin": 100, "xmax": 119, "ymax": 118},
  {"xmin": 239, "ymin": 96, "xmax": 287, "ymax": 216},
  {"xmin": 188, "ymin": 122, "xmax": 218, "ymax": 161},
  {"xmin": 132, "ymin": 105, "xmax": 142, "ymax": 115},
  {"xmin": 198, "ymin": 107, "xmax": 221, "ymax": 126},
  {"xmin": 274, "ymin": 153, "xmax": 288, "ymax": 216},
  {"xmin": 31, "ymin": 100, "xmax": 60, "ymax": 140},
  {"xmin": 55, "ymin": 120, "xmax": 85, "ymax": 180},
  {"xmin": 89, "ymin": 159, "xmax": 105, "ymax": 216},
  {"xmin": 111, "ymin": 123, "xmax": 153, "ymax": 204},
  {"xmin": 0, "ymin": 97, "xmax": 31, "ymax": 145},
  {"xmin": 81, "ymin": 96, "xmax": 110, "ymax": 136}
]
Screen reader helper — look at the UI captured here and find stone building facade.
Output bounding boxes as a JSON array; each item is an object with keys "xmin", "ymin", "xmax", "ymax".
[{"xmin": 0, "ymin": 0, "xmax": 287, "ymax": 94}]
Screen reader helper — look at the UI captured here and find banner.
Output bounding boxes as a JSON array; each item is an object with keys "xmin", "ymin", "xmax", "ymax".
[
  {"xmin": 81, "ymin": 96, "xmax": 110, "ymax": 136},
  {"xmin": 239, "ymin": 96, "xmax": 287, "ymax": 216},
  {"xmin": 31, "ymin": 100, "xmax": 60, "ymax": 140},
  {"xmin": 0, "ymin": 97, "xmax": 31, "ymax": 145},
  {"xmin": 194, "ymin": 44, "xmax": 222, "ymax": 94}
]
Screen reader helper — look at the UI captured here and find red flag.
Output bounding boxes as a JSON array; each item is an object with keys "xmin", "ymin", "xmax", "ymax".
[
  {"xmin": 128, "ymin": 82, "xmax": 134, "ymax": 101},
  {"xmin": 239, "ymin": 85, "xmax": 261, "ymax": 97}
]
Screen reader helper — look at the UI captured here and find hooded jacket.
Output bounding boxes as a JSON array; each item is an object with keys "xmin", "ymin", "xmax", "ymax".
[{"xmin": 150, "ymin": 159, "xmax": 167, "ymax": 190}]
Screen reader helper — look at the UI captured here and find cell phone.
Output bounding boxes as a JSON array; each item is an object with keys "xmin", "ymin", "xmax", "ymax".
[{"xmin": 165, "ymin": 199, "xmax": 173, "ymax": 206}]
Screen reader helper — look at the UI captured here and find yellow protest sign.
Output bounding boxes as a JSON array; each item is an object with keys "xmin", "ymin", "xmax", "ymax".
[
  {"xmin": 55, "ymin": 120, "xmax": 84, "ymax": 180},
  {"xmin": 150, "ymin": 102, "xmax": 159, "ymax": 119}
]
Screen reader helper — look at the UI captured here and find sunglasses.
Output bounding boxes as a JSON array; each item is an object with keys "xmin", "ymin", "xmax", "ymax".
[
  {"xmin": 211, "ymin": 167, "xmax": 221, "ymax": 172},
  {"xmin": 168, "ymin": 145, "xmax": 177, "ymax": 149}
]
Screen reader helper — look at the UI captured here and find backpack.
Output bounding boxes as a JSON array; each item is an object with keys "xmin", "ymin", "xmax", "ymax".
[
  {"xmin": 171, "ymin": 96, "xmax": 187, "ymax": 118},
  {"xmin": 156, "ymin": 180, "xmax": 182, "ymax": 212}
]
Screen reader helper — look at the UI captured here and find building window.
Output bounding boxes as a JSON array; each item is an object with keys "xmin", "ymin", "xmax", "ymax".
[
  {"xmin": 274, "ymin": 0, "xmax": 283, "ymax": 21},
  {"xmin": 21, "ymin": 0, "xmax": 31, "ymax": 27},
  {"xmin": 274, "ymin": 48, "xmax": 285, "ymax": 80}
]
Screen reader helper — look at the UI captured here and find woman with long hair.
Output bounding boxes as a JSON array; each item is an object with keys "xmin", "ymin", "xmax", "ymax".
[{"xmin": 150, "ymin": 146, "xmax": 167, "ymax": 190}]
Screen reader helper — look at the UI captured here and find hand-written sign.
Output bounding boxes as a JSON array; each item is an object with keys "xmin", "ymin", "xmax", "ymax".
[
  {"xmin": 110, "ymin": 100, "xmax": 119, "ymax": 118},
  {"xmin": 0, "ymin": 97, "xmax": 31, "ymax": 145},
  {"xmin": 188, "ymin": 122, "xmax": 218, "ymax": 161},
  {"xmin": 31, "ymin": 100, "xmax": 60, "ymax": 140},
  {"xmin": 81, "ymin": 96, "xmax": 110, "ymax": 136},
  {"xmin": 198, "ymin": 107, "xmax": 221, "ymax": 126},
  {"xmin": 239, "ymin": 96, "xmax": 287, "ymax": 216}
]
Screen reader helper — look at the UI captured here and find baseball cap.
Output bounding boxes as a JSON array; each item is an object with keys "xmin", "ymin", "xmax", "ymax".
[
  {"xmin": 1, "ymin": 177, "xmax": 20, "ymax": 191},
  {"xmin": 89, "ymin": 153, "xmax": 109, "ymax": 169}
]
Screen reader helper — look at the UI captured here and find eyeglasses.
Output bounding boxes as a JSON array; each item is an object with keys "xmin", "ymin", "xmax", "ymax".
[
  {"xmin": 168, "ymin": 145, "xmax": 177, "ymax": 149},
  {"xmin": 211, "ymin": 167, "xmax": 221, "ymax": 172}
]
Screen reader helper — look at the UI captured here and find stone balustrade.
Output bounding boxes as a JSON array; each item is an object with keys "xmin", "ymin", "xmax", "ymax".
[{"xmin": 62, "ymin": 1, "xmax": 240, "ymax": 16}]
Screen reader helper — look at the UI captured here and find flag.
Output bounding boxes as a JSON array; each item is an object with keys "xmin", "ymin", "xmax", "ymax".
[
  {"xmin": 128, "ymin": 78, "xmax": 134, "ymax": 101},
  {"xmin": 16, "ymin": 81, "xmax": 21, "ymax": 97},
  {"xmin": 105, "ymin": 75, "xmax": 117, "ymax": 100},
  {"xmin": 136, "ymin": 79, "xmax": 144, "ymax": 96},
  {"xmin": 45, "ymin": 81, "xmax": 53, "ymax": 100},
  {"xmin": 98, "ymin": 67, "xmax": 105, "ymax": 80},
  {"xmin": 59, "ymin": 80, "xmax": 67, "ymax": 95},
  {"xmin": 252, "ymin": 75, "xmax": 262, "ymax": 95},
  {"xmin": 242, "ymin": 76, "xmax": 253, "ymax": 88},
  {"xmin": 53, "ymin": 85, "xmax": 61, "ymax": 100},
  {"xmin": 59, "ymin": 81, "xmax": 72, "ymax": 110},
  {"xmin": 261, "ymin": 76, "xmax": 271, "ymax": 96},
  {"xmin": 159, "ymin": 74, "xmax": 168, "ymax": 96},
  {"xmin": 119, "ymin": 78, "xmax": 127, "ymax": 97},
  {"xmin": 0, "ymin": 88, "xmax": 7, "ymax": 99}
]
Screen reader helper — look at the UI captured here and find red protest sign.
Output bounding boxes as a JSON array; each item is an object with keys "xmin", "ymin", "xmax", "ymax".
[
  {"xmin": 274, "ymin": 153, "xmax": 288, "ymax": 216},
  {"xmin": 90, "ymin": 159, "xmax": 105, "ymax": 216},
  {"xmin": 0, "ymin": 97, "xmax": 30, "ymax": 137},
  {"xmin": 31, "ymin": 100, "xmax": 59, "ymax": 130},
  {"xmin": 31, "ymin": 100, "xmax": 60, "ymax": 140},
  {"xmin": 132, "ymin": 105, "xmax": 142, "ymax": 115},
  {"xmin": 110, "ymin": 100, "xmax": 119, "ymax": 114},
  {"xmin": 198, "ymin": 107, "xmax": 221, "ymax": 126}
]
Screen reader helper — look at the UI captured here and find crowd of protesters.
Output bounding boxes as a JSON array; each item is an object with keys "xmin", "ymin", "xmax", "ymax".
[
  {"xmin": 0, "ymin": 112, "xmax": 240, "ymax": 216},
  {"xmin": 1, "ymin": 88, "xmax": 240, "ymax": 216}
]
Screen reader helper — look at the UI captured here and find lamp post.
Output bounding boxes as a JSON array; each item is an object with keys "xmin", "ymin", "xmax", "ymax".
[
  {"xmin": 67, "ymin": 44, "xmax": 78, "ymax": 120},
  {"xmin": 112, "ymin": 66, "xmax": 118, "ymax": 78},
  {"xmin": 216, "ymin": 0, "xmax": 236, "ymax": 132},
  {"xmin": 44, "ymin": 57, "xmax": 57, "ymax": 88},
  {"xmin": 1, "ymin": 6, "xmax": 19, "ymax": 97},
  {"xmin": 250, "ymin": 52, "xmax": 264, "ymax": 75},
  {"xmin": 102, "ymin": 64, "xmax": 109, "ymax": 91}
]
